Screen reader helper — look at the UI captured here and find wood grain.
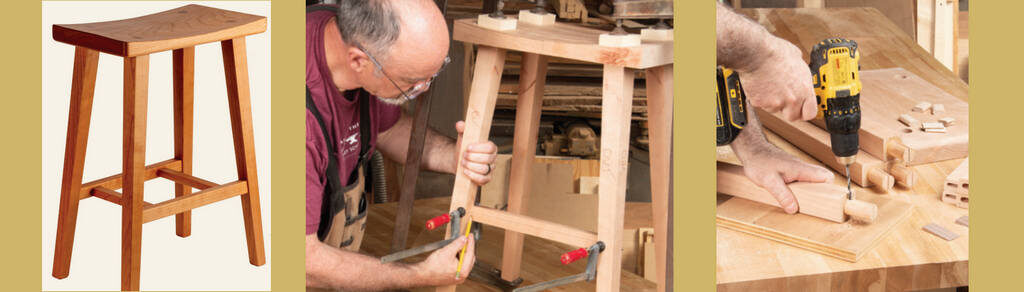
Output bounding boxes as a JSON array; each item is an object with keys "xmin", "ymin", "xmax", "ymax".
[
  {"xmin": 360, "ymin": 197, "xmax": 657, "ymax": 291},
  {"xmin": 173, "ymin": 46, "xmax": 194, "ymax": 237},
  {"xmin": 644, "ymin": 64, "xmax": 672, "ymax": 292},
  {"xmin": 53, "ymin": 5, "xmax": 266, "ymax": 57},
  {"xmin": 500, "ymin": 52, "xmax": 548, "ymax": 282},
  {"xmin": 222, "ymin": 37, "xmax": 265, "ymax": 266},
  {"xmin": 437, "ymin": 45, "xmax": 506, "ymax": 292},
  {"xmin": 452, "ymin": 18, "xmax": 671, "ymax": 69},
  {"xmin": 595, "ymin": 64, "xmax": 635, "ymax": 292},
  {"xmin": 755, "ymin": 107, "xmax": 892, "ymax": 191},
  {"xmin": 717, "ymin": 162, "xmax": 850, "ymax": 223},
  {"xmin": 721, "ymin": 9, "xmax": 969, "ymax": 290},
  {"xmin": 52, "ymin": 47, "xmax": 99, "ymax": 280},
  {"xmin": 855, "ymin": 68, "xmax": 968, "ymax": 165},
  {"xmin": 717, "ymin": 188, "xmax": 913, "ymax": 262},
  {"xmin": 121, "ymin": 54, "xmax": 148, "ymax": 291}
]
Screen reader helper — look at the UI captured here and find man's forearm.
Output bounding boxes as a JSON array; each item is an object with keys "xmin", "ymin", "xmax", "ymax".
[
  {"xmin": 421, "ymin": 128, "xmax": 457, "ymax": 173},
  {"xmin": 376, "ymin": 113, "xmax": 456, "ymax": 174},
  {"xmin": 306, "ymin": 235, "xmax": 424, "ymax": 290},
  {"xmin": 716, "ymin": 2, "xmax": 774, "ymax": 71}
]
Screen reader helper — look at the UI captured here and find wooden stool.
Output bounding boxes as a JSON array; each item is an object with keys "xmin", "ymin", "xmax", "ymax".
[
  {"xmin": 49, "ymin": 5, "xmax": 267, "ymax": 290},
  {"xmin": 438, "ymin": 18, "xmax": 673, "ymax": 291}
]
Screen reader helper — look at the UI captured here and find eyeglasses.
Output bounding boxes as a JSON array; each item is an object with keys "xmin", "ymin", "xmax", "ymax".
[{"xmin": 355, "ymin": 42, "xmax": 450, "ymax": 102}]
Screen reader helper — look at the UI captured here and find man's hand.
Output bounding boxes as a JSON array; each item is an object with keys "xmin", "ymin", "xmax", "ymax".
[
  {"xmin": 413, "ymin": 236, "xmax": 476, "ymax": 286},
  {"xmin": 716, "ymin": 2, "xmax": 817, "ymax": 122},
  {"xmin": 455, "ymin": 121, "xmax": 498, "ymax": 185},
  {"xmin": 736, "ymin": 144, "xmax": 834, "ymax": 214},
  {"xmin": 737, "ymin": 38, "xmax": 818, "ymax": 122}
]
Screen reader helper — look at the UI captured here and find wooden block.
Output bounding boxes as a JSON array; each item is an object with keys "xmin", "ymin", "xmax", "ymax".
[
  {"xmin": 478, "ymin": 14, "xmax": 517, "ymax": 31},
  {"xmin": 939, "ymin": 117, "xmax": 956, "ymax": 126},
  {"xmin": 923, "ymin": 223, "xmax": 960, "ymax": 241},
  {"xmin": 956, "ymin": 215, "xmax": 968, "ymax": 227},
  {"xmin": 518, "ymin": 10, "xmax": 555, "ymax": 26},
  {"xmin": 717, "ymin": 162, "xmax": 877, "ymax": 223},
  {"xmin": 716, "ymin": 191, "xmax": 914, "ymax": 262},
  {"xmin": 640, "ymin": 27, "xmax": 673, "ymax": 42},
  {"xmin": 756, "ymin": 108, "xmax": 891, "ymax": 191},
  {"xmin": 599, "ymin": 33, "xmax": 641, "ymax": 47},
  {"xmin": 921, "ymin": 121, "xmax": 944, "ymax": 129},
  {"xmin": 641, "ymin": 229, "xmax": 656, "ymax": 281},
  {"xmin": 932, "ymin": 103, "xmax": 946, "ymax": 115},
  {"xmin": 924, "ymin": 128, "xmax": 947, "ymax": 133},
  {"xmin": 912, "ymin": 101, "xmax": 932, "ymax": 112},
  {"xmin": 898, "ymin": 114, "xmax": 919, "ymax": 128},
  {"xmin": 943, "ymin": 158, "xmax": 969, "ymax": 209},
  {"xmin": 577, "ymin": 176, "xmax": 600, "ymax": 195}
]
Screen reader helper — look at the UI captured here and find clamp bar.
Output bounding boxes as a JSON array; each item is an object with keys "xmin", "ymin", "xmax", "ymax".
[
  {"xmin": 381, "ymin": 208, "xmax": 472, "ymax": 263},
  {"xmin": 512, "ymin": 241, "xmax": 604, "ymax": 292}
]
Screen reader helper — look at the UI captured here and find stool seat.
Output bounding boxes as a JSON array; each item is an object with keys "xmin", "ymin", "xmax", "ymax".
[{"xmin": 53, "ymin": 4, "xmax": 266, "ymax": 57}]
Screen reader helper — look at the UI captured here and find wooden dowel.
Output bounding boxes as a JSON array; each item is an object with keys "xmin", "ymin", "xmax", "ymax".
[
  {"xmin": 890, "ymin": 163, "xmax": 917, "ymax": 188},
  {"xmin": 867, "ymin": 168, "xmax": 895, "ymax": 193},
  {"xmin": 886, "ymin": 140, "xmax": 911, "ymax": 162}
]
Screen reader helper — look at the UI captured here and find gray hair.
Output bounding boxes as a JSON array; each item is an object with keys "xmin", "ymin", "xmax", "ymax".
[{"xmin": 336, "ymin": 0, "xmax": 401, "ymax": 60}]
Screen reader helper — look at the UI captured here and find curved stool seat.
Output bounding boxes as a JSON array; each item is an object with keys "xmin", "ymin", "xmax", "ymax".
[{"xmin": 53, "ymin": 4, "xmax": 266, "ymax": 57}]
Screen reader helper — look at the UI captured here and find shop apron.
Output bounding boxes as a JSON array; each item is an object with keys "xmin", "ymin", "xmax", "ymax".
[{"xmin": 308, "ymin": 87, "xmax": 370, "ymax": 252}]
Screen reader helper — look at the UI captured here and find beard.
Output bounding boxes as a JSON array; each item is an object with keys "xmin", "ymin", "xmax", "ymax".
[{"xmin": 374, "ymin": 94, "xmax": 410, "ymax": 106}]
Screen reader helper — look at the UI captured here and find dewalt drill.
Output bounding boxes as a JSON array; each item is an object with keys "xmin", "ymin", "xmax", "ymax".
[
  {"xmin": 809, "ymin": 38, "xmax": 862, "ymax": 199},
  {"xmin": 716, "ymin": 66, "xmax": 747, "ymax": 146}
]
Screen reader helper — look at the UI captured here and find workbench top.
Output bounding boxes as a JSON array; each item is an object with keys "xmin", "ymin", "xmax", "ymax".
[
  {"xmin": 717, "ymin": 8, "xmax": 969, "ymax": 291},
  {"xmin": 361, "ymin": 197, "xmax": 657, "ymax": 291}
]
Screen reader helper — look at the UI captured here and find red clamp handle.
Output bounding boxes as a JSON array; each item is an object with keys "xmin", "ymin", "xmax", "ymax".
[
  {"xmin": 560, "ymin": 248, "xmax": 588, "ymax": 265},
  {"xmin": 425, "ymin": 213, "xmax": 451, "ymax": 230}
]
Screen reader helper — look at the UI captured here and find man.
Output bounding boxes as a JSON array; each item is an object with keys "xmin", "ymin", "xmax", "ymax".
[
  {"xmin": 305, "ymin": 0, "xmax": 497, "ymax": 290},
  {"xmin": 717, "ymin": 2, "xmax": 836, "ymax": 214}
]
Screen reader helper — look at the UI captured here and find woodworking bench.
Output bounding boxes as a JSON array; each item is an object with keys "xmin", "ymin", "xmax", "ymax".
[
  {"xmin": 424, "ymin": 16, "xmax": 672, "ymax": 292},
  {"xmin": 716, "ymin": 8, "xmax": 968, "ymax": 291},
  {"xmin": 363, "ymin": 197, "xmax": 657, "ymax": 291}
]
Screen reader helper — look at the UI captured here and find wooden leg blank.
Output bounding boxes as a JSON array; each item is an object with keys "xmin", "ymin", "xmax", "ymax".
[
  {"xmin": 500, "ymin": 53, "xmax": 548, "ymax": 282},
  {"xmin": 122, "ymin": 54, "xmax": 150, "ymax": 291},
  {"xmin": 645, "ymin": 64, "xmax": 672, "ymax": 292},
  {"xmin": 595, "ymin": 64, "xmax": 635, "ymax": 292},
  {"xmin": 222, "ymin": 37, "xmax": 266, "ymax": 266},
  {"xmin": 437, "ymin": 45, "xmax": 507, "ymax": 292},
  {"xmin": 52, "ymin": 47, "xmax": 99, "ymax": 279},
  {"xmin": 173, "ymin": 47, "xmax": 195, "ymax": 238}
]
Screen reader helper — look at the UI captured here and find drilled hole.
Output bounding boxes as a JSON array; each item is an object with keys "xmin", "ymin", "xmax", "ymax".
[
  {"xmin": 961, "ymin": 197, "xmax": 969, "ymax": 203},
  {"xmin": 947, "ymin": 183, "xmax": 958, "ymax": 188},
  {"xmin": 962, "ymin": 183, "xmax": 969, "ymax": 190},
  {"xmin": 903, "ymin": 128, "xmax": 913, "ymax": 133},
  {"xmin": 945, "ymin": 194, "xmax": 957, "ymax": 200}
]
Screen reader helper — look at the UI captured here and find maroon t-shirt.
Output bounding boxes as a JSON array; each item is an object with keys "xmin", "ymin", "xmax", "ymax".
[{"xmin": 306, "ymin": 7, "xmax": 402, "ymax": 235}]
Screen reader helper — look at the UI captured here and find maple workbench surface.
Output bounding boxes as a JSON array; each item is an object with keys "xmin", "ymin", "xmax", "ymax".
[{"xmin": 716, "ymin": 8, "xmax": 968, "ymax": 291}]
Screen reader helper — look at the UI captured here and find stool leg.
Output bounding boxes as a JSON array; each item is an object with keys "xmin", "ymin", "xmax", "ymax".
[
  {"xmin": 222, "ymin": 37, "xmax": 266, "ymax": 266},
  {"xmin": 173, "ymin": 47, "xmax": 195, "ymax": 238},
  {"xmin": 52, "ymin": 47, "xmax": 99, "ymax": 279},
  {"xmin": 595, "ymin": 65, "xmax": 634, "ymax": 292},
  {"xmin": 122, "ymin": 54, "xmax": 150, "ymax": 291},
  {"xmin": 645, "ymin": 64, "xmax": 673, "ymax": 292},
  {"xmin": 499, "ymin": 52, "xmax": 547, "ymax": 282},
  {"xmin": 436, "ymin": 45, "xmax": 506, "ymax": 292}
]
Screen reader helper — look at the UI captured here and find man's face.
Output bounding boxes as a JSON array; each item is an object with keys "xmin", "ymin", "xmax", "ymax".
[{"xmin": 356, "ymin": 44, "xmax": 449, "ymax": 105}]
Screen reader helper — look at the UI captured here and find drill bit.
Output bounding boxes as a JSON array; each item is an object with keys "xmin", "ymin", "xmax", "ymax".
[{"xmin": 845, "ymin": 164, "xmax": 852, "ymax": 200}]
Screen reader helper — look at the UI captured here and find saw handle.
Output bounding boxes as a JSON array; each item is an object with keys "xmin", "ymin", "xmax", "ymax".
[{"xmin": 560, "ymin": 248, "xmax": 588, "ymax": 265}]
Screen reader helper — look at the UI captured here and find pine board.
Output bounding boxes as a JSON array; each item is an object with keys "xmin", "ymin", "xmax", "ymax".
[{"xmin": 716, "ymin": 192, "xmax": 913, "ymax": 262}]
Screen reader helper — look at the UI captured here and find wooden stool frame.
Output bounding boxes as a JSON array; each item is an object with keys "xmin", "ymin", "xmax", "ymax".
[
  {"xmin": 437, "ymin": 19, "xmax": 673, "ymax": 292},
  {"xmin": 49, "ymin": 6, "xmax": 267, "ymax": 290}
]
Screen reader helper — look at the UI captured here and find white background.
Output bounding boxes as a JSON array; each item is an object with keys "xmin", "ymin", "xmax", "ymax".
[{"xmin": 41, "ymin": 2, "xmax": 271, "ymax": 290}]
